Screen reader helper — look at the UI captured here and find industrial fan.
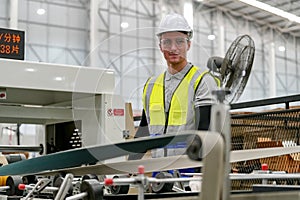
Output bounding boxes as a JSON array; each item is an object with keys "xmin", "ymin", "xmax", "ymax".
[{"xmin": 207, "ymin": 34, "xmax": 255, "ymax": 103}]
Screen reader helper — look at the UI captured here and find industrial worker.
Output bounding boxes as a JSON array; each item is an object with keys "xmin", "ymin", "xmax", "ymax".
[{"xmin": 131, "ymin": 13, "xmax": 219, "ymax": 170}]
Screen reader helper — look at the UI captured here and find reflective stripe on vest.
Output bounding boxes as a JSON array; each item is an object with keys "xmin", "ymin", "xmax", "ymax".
[{"xmin": 148, "ymin": 73, "xmax": 165, "ymax": 125}]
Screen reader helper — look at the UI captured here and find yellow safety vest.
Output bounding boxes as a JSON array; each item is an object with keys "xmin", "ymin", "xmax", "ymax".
[{"xmin": 143, "ymin": 66, "xmax": 220, "ymax": 134}]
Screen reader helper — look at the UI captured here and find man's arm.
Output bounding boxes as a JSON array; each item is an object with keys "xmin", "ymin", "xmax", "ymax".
[
  {"xmin": 194, "ymin": 72, "xmax": 218, "ymax": 131},
  {"xmin": 195, "ymin": 105, "xmax": 212, "ymax": 130}
]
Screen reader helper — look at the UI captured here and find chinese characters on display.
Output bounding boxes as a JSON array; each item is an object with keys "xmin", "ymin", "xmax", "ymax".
[{"xmin": 0, "ymin": 28, "xmax": 25, "ymax": 60}]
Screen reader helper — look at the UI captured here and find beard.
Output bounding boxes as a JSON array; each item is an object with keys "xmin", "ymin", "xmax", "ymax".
[
  {"xmin": 162, "ymin": 50, "xmax": 188, "ymax": 74},
  {"xmin": 163, "ymin": 50, "xmax": 187, "ymax": 65}
]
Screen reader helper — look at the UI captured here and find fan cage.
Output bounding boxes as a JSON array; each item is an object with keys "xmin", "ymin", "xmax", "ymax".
[{"xmin": 221, "ymin": 35, "xmax": 255, "ymax": 103}]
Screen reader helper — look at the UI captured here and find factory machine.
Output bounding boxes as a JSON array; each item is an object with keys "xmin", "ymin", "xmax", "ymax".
[
  {"xmin": 0, "ymin": 34, "xmax": 300, "ymax": 200},
  {"xmin": 0, "ymin": 58, "xmax": 126, "ymax": 155}
]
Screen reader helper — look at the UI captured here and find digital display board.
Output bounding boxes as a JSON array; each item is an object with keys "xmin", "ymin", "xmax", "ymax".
[{"xmin": 0, "ymin": 28, "xmax": 25, "ymax": 60}]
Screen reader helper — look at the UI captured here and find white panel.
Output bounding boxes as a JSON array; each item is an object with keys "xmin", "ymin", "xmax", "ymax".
[
  {"xmin": 26, "ymin": 24, "xmax": 48, "ymax": 45},
  {"xmin": 139, "ymin": 18, "xmax": 154, "ymax": 30},
  {"xmin": 67, "ymin": 50, "xmax": 86, "ymax": 66},
  {"xmin": 48, "ymin": 48, "xmax": 66, "ymax": 63},
  {"xmin": 110, "ymin": 14, "xmax": 121, "ymax": 33},
  {"xmin": 98, "ymin": 11, "xmax": 108, "ymax": 30},
  {"xmin": 0, "ymin": 0, "xmax": 8, "ymax": 18},
  {"xmin": 18, "ymin": 0, "xmax": 28, "ymax": 22},
  {"xmin": 49, "ymin": 27, "xmax": 67, "ymax": 46},
  {"xmin": 275, "ymin": 57, "xmax": 286, "ymax": 73},
  {"xmin": 122, "ymin": 37, "xmax": 137, "ymax": 52},
  {"xmin": 0, "ymin": 20, "xmax": 7, "ymax": 27},
  {"xmin": 107, "ymin": 36, "xmax": 120, "ymax": 55},
  {"xmin": 68, "ymin": 33, "xmax": 86, "ymax": 51},
  {"xmin": 100, "ymin": 94, "xmax": 126, "ymax": 163},
  {"xmin": 68, "ymin": 7, "xmax": 88, "ymax": 28},
  {"xmin": 29, "ymin": 45, "xmax": 47, "ymax": 61},
  {"xmin": 286, "ymin": 42, "xmax": 295, "ymax": 60},
  {"xmin": 287, "ymin": 76, "xmax": 297, "ymax": 92},
  {"xmin": 0, "ymin": 59, "xmax": 115, "ymax": 94},
  {"xmin": 49, "ymin": 4, "xmax": 67, "ymax": 26},
  {"xmin": 25, "ymin": 49, "xmax": 41, "ymax": 62},
  {"xmin": 287, "ymin": 60, "xmax": 296, "ymax": 75}
]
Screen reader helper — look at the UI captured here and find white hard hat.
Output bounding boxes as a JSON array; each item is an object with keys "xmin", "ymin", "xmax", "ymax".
[{"xmin": 156, "ymin": 13, "xmax": 193, "ymax": 39}]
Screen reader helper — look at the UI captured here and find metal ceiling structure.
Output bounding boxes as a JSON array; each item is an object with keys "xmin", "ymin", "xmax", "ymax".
[
  {"xmin": 199, "ymin": 0, "xmax": 300, "ymax": 37},
  {"xmin": 1, "ymin": 0, "xmax": 300, "ymax": 108}
]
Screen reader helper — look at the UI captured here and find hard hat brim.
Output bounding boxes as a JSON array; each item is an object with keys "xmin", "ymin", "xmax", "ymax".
[{"xmin": 156, "ymin": 29, "xmax": 193, "ymax": 39}]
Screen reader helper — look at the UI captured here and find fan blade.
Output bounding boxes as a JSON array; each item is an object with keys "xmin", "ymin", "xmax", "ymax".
[{"xmin": 220, "ymin": 35, "xmax": 255, "ymax": 103}]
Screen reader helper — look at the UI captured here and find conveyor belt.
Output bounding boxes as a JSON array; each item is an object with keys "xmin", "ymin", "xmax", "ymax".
[
  {"xmin": 31, "ymin": 145, "xmax": 300, "ymax": 176},
  {"xmin": 0, "ymin": 132, "xmax": 200, "ymax": 176}
]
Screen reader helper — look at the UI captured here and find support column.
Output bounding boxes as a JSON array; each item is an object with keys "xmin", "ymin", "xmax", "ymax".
[
  {"xmin": 90, "ymin": 0, "xmax": 100, "ymax": 67},
  {"xmin": 9, "ymin": 0, "xmax": 18, "ymax": 29},
  {"xmin": 182, "ymin": 0, "xmax": 194, "ymax": 61},
  {"xmin": 217, "ymin": 11, "xmax": 225, "ymax": 57},
  {"xmin": 183, "ymin": 0, "xmax": 193, "ymax": 29},
  {"xmin": 269, "ymin": 31, "xmax": 276, "ymax": 97}
]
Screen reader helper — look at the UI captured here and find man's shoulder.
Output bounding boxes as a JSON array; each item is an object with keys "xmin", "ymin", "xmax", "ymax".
[
  {"xmin": 144, "ymin": 71, "xmax": 165, "ymax": 86},
  {"xmin": 191, "ymin": 65, "xmax": 220, "ymax": 87},
  {"xmin": 187, "ymin": 64, "xmax": 206, "ymax": 74}
]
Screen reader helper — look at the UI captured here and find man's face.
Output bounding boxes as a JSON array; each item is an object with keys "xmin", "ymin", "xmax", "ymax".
[{"xmin": 159, "ymin": 32, "xmax": 191, "ymax": 66}]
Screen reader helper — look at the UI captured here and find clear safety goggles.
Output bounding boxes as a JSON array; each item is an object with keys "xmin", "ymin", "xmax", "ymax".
[{"xmin": 160, "ymin": 37, "xmax": 189, "ymax": 49}]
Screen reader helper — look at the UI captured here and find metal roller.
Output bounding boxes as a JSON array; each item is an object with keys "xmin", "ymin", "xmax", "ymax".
[
  {"xmin": 82, "ymin": 174, "xmax": 99, "ymax": 181},
  {"xmin": 0, "ymin": 144, "xmax": 44, "ymax": 154},
  {"xmin": 186, "ymin": 134, "xmax": 202, "ymax": 161},
  {"xmin": 108, "ymin": 175, "xmax": 130, "ymax": 195},
  {"xmin": 66, "ymin": 179, "xmax": 103, "ymax": 200},
  {"xmin": 151, "ymin": 172, "xmax": 174, "ymax": 193},
  {"xmin": 6, "ymin": 176, "xmax": 23, "ymax": 196}
]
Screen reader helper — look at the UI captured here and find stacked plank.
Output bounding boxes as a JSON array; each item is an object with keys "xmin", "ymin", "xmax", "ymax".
[{"xmin": 230, "ymin": 107, "xmax": 300, "ymax": 190}]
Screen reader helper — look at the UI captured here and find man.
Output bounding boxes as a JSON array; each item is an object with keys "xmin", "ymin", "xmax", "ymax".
[
  {"xmin": 129, "ymin": 14, "xmax": 219, "ymax": 179},
  {"xmin": 134, "ymin": 13, "xmax": 219, "ymax": 147},
  {"xmin": 129, "ymin": 13, "xmax": 219, "ymax": 192}
]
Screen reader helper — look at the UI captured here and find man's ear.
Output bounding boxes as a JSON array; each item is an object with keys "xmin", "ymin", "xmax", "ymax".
[
  {"xmin": 159, "ymin": 43, "xmax": 163, "ymax": 52},
  {"xmin": 187, "ymin": 41, "xmax": 191, "ymax": 51}
]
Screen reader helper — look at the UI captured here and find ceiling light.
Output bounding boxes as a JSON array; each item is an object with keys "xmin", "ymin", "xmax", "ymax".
[
  {"xmin": 239, "ymin": 0, "xmax": 300, "ymax": 24},
  {"xmin": 208, "ymin": 34, "xmax": 216, "ymax": 40},
  {"xmin": 278, "ymin": 46, "xmax": 285, "ymax": 52},
  {"xmin": 54, "ymin": 77, "xmax": 64, "ymax": 81},
  {"xmin": 121, "ymin": 22, "xmax": 129, "ymax": 29},
  {"xmin": 23, "ymin": 104, "xmax": 43, "ymax": 108},
  {"xmin": 37, "ymin": 8, "xmax": 46, "ymax": 15},
  {"xmin": 25, "ymin": 68, "xmax": 36, "ymax": 72},
  {"xmin": 106, "ymin": 71, "xmax": 114, "ymax": 74}
]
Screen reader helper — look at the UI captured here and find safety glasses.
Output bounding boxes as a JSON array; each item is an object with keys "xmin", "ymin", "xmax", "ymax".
[{"xmin": 160, "ymin": 37, "xmax": 189, "ymax": 49}]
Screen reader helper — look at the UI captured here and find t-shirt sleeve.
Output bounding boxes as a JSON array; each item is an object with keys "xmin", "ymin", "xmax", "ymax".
[{"xmin": 194, "ymin": 73, "xmax": 219, "ymax": 107}]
